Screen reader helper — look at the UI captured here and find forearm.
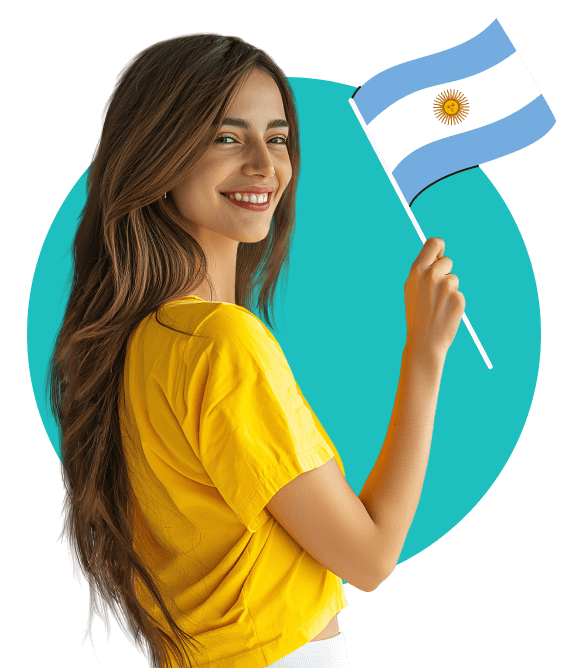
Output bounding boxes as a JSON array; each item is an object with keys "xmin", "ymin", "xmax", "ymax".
[{"xmin": 358, "ymin": 343, "xmax": 446, "ymax": 576}]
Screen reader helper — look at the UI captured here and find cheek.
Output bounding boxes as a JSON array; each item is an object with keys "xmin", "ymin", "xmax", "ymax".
[
  {"xmin": 175, "ymin": 187, "xmax": 211, "ymax": 222},
  {"xmin": 181, "ymin": 173, "xmax": 213, "ymax": 203}
]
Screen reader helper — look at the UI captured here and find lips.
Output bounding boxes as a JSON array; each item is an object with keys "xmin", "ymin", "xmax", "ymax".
[
  {"xmin": 219, "ymin": 193, "xmax": 272, "ymax": 212},
  {"xmin": 221, "ymin": 187, "xmax": 274, "ymax": 195},
  {"xmin": 221, "ymin": 191, "xmax": 274, "ymax": 204}
]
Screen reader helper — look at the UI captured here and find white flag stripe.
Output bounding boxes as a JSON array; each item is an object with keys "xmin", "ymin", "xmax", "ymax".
[{"xmin": 368, "ymin": 53, "xmax": 542, "ymax": 172}]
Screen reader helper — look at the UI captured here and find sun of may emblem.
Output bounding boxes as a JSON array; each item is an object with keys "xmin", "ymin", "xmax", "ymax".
[{"xmin": 433, "ymin": 89, "xmax": 469, "ymax": 125}]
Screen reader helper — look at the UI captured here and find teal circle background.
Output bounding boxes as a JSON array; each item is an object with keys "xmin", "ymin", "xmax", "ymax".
[{"xmin": 28, "ymin": 77, "xmax": 540, "ymax": 569}]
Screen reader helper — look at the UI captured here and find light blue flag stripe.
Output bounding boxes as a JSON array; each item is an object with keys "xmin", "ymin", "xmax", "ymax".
[{"xmin": 356, "ymin": 19, "xmax": 515, "ymax": 124}]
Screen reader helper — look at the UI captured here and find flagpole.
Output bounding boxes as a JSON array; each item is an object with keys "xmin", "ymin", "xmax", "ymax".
[{"xmin": 349, "ymin": 97, "xmax": 493, "ymax": 370}]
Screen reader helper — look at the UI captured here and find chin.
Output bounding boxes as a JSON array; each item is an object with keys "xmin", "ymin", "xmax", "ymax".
[{"xmin": 233, "ymin": 221, "xmax": 272, "ymax": 244}]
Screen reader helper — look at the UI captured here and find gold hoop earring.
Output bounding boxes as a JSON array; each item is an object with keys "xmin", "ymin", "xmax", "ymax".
[{"xmin": 163, "ymin": 191, "xmax": 167, "ymax": 199}]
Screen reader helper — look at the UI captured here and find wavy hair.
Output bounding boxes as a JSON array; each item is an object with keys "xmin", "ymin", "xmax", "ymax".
[{"xmin": 47, "ymin": 33, "xmax": 300, "ymax": 668}]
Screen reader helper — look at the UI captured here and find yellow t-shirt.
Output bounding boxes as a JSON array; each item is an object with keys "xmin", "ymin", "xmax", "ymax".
[{"xmin": 120, "ymin": 295, "xmax": 348, "ymax": 668}]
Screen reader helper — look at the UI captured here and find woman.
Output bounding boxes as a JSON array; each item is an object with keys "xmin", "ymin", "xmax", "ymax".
[{"xmin": 48, "ymin": 33, "xmax": 465, "ymax": 668}]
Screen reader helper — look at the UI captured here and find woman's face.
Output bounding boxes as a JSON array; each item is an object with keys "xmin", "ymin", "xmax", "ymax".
[{"xmin": 170, "ymin": 69, "xmax": 293, "ymax": 245}]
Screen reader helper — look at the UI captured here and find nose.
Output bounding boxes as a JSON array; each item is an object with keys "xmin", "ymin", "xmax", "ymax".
[{"xmin": 241, "ymin": 138, "xmax": 275, "ymax": 178}]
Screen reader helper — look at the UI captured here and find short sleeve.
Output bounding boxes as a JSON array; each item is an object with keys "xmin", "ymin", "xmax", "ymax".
[{"xmin": 186, "ymin": 305, "xmax": 336, "ymax": 533}]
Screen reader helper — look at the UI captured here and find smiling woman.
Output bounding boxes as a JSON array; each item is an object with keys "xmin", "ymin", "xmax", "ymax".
[{"xmin": 46, "ymin": 33, "xmax": 354, "ymax": 668}]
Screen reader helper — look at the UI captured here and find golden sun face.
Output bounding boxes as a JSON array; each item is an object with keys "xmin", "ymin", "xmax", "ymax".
[{"xmin": 433, "ymin": 89, "xmax": 469, "ymax": 125}]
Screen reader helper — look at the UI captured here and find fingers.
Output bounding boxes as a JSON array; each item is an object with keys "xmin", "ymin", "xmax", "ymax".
[{"xmin": 413, "ymin": 237, "xmax": 445, "ymax": 270}]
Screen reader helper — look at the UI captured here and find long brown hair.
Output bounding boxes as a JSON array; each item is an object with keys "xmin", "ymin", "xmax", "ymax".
[{"xmin": 47, "ymin": 33, "xmax": 300, "ymax": 668}]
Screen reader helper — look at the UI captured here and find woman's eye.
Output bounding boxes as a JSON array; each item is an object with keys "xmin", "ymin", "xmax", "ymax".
[{"xmin": 214, "ymin": 135, "xmax": 288, "ymax": 145}]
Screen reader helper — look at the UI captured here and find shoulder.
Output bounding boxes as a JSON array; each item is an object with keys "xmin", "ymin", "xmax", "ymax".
[
  {"xmin": 198, "ymin": 303, "xmax": 278, "ymax": 358},
  {"xmin": 205, "ymin": 303, "xmax": 267, "ymax": 338}
]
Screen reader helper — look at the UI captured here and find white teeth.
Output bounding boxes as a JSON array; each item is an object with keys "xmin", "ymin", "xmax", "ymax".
[{"xmin": 227, "ymin": 192, "xmax": 269, "ymax": 203}]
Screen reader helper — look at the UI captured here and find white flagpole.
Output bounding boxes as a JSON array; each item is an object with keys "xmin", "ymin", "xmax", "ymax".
[{"xmin": 349, "ymin": 97, "xmax": 493, "ymax": 370}]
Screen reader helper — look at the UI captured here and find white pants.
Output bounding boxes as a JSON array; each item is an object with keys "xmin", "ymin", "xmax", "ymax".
[{"xmin": 266, "ymin": 632, "xmax": 351, "ymax": 668}]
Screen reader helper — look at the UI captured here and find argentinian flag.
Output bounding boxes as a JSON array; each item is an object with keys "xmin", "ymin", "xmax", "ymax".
[
  {"xmin": 349, "ymin": 19, "xmax": 556, "ymax": 370},
  {"xmin": 351, "ymin": 19, "xmax": 556, "ymax": 207}
]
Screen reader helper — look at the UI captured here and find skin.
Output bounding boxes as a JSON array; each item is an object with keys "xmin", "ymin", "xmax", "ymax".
[
  {"xmin": 170, "ymin": 68, "xmax": 293, "ymax": 305},
  {"xmin": 169, "ymin": 69, "xmax": 339, "ymax": 641}
]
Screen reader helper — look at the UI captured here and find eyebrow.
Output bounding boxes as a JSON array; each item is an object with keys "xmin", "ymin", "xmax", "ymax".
[{"xmin": 220, "ymin": 117, "xmax": 289, "ymax": 130}]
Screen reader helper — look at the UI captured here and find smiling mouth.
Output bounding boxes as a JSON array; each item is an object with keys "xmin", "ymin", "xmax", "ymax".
[
  {"xmin": 220, "ymin": 191, "xmax": 273, "ymax": 210},
  {"xmin": 221, "ymin": 192, "xmax": 274, "ymax": 204}
]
